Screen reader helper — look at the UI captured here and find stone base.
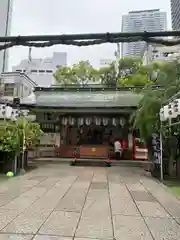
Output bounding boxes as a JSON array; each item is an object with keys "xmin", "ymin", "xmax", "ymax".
[{"xmin": 144, "ymin": 170, "xmax": 152, "ymax": 177}]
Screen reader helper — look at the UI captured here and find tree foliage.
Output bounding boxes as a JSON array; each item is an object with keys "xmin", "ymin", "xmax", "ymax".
[
  {"xmin": 54, "ymin": 57, "xmax": 153, "ymax": 87},
  {"xmin": 0, "ymin": 123, "xmax": 20, "ymax": 152},
  {"xmin": 54, "ymin": 61, "xmax": 99, "ymax": 85},
  {"xmin": 18, "ymin": 118, "xmax": 43, "ymax": 149},
  {"xmin": 0, "ymin": 119, "xmax": 43, "ymax": 154},
  {"xmin": 132, "ymin": 60, "xmax": 180, "ymax": 141}
]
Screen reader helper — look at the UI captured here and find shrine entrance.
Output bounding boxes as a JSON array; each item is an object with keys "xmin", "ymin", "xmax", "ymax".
[{"xmin": 59, "ymin": 115, "xmax": 129, "ymax": 159}]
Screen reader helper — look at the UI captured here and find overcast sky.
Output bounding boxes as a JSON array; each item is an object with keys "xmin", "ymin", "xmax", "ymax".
[{"xmin": 9, "ymin": 0, "xmax": 171, "ymax": 69}]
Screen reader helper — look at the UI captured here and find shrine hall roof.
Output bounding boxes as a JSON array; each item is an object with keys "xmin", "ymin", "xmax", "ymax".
[{"xmin": 20, "ymin": 87, "xmax": 143, "ymax": 108}]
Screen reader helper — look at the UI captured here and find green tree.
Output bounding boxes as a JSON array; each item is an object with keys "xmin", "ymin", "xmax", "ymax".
[
  {"xmin": 17, "ymin": 118, "xmax": 43, "ymax": 149},
  {"xmin": 0, "ymin": 123, "xmax": 20, "ymax": 153},
  {"xmin": 117, "ymin": 57, "xmax": 153, "ymax": 87},
  {"xmin": 98, "ymin": 61, "xmax": 117, "ymax": 85},
  {"xmin": 118, "ymin": 57, "xmax": 143, "ymax": 78},
  {"xmin": 118, "ymin": 74, "xmax": 152, "ymax": 87},
  {"xmin": 54, "ymin": 61, "xmax": 99, "ymax": 85},
  {"xmin": 131, "ymin": 60, "xmax": 180, "ymax": 177},
  {"xmin": 0, "ymin": 119, "xmax": 42, "ymax": 153}
]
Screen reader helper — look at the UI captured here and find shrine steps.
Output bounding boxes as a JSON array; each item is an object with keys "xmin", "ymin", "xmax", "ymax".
[{"xmin": 32, "ymin": 158, "xmax": 148, "ymax": 168}]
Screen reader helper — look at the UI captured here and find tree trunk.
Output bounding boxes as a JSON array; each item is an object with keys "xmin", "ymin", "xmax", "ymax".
[
  {"xmin": 176, "ymin": 158, "xmax": 180, "ymax": 179},
  {"xmin": 24, "ymin": 151, "xmax": 28, "ymax": 169},
  {"xmin": 168, "ymin": 154, "xmax": 174, "ymax": 177}
]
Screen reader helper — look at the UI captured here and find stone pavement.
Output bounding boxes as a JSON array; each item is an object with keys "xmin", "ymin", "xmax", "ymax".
[{"xmin": 0, "ymin": 164, "xmax": 180, "ymax": 239}]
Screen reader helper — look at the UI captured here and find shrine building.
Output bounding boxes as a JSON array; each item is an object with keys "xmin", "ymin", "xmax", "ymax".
[{"xmin": 19, "ymin": 85, "xmax": 143, "ymax": 160}]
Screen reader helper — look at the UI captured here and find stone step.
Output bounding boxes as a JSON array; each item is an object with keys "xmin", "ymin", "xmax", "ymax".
[{"xmin": 31, "ymin": 158, "xmax": 148, "ymax": 168}]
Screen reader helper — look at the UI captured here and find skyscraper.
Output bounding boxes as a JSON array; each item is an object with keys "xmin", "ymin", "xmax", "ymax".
[
  {"xmin": 121, "ymin": 9, "xmax": 167, "ymax": 57},
  {"xmin": 171, "ymin": 0, "xmax": 180, "ymax": 30},
  {"xmin": 0, "ymin": 0, "xmax": 13, "ymax": 73}
]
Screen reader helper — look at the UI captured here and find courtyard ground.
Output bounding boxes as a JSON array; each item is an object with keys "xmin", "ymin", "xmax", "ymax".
[{"xmin": 0, "ymin": 163, "xmax": 180, "ymax": 239}]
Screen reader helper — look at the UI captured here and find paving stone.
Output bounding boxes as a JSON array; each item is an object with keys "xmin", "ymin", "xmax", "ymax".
[
  {"xmin": 18, "ymin": 180, "xmax": 39, "ymax": 188},
  {"xmin": 109, "ymin": 184, "xmax": 139, "ymax": 216},
  {"xmin": 2, "ymin": 207, "xmax": 51, "ymax": 234},
  {"xmin": 36, "ymin": 178, "xmax": 61, "ymax": 189},
  {"xmin": 130, "ymin": 191, "xmax": 156, "ymax": 202},
  {"xmin": 137, "ymin": 202, "xmax": 170, "ymax": 218},
  {"xmin": 33, "ymin": 236, "xmax": 72, "ymax": 240},
  {"xmin": 1, "ymin": 195, "xmax": 40, "ymax": 212},
  {"xmin": 56, "ymin": 192, "xmax": 86, "ymax": 212},
  {"xmin": 38, "ymin": 211, "xmax": 80, "ymax": 236},
  {"xmin": 20, "ymin": 187, "xmax": 47, "ymax": 198},
  {"xmin": 83, "ymin": 198, "xmax": 110, "ymax": 217},
  {"xmin": 109, "ymin": 183, "xmax": 132, "ymax": 200},
  {"xmin": 127, "ymin": 183, "xmax": 147, "ymax": 192},
  {"xmin": 141, "ymin": 179, "xmax": 180, "ymax": 217},
  {"xmin": 28, "ymin": 176, "xmax": 47, "ymax": 181},
  {"xmin": 145, "ymin": 217, "xmax": 180, "ymax": 240},
  {"xmin": 2, "ymin": 164, "xmax": 180, "ymax": 240},
  {"xmin": 112, "ymin": 199, "xmax": 140, "ymax": 216},
  {"xmin": 0, "ymin": 195, "xmax": 14, "ymax": 207},
  {"xmin": 92, "ymin": 173, "xmax": 107, "ymax": 183},
  {"xmin": 0, "ymin": 209, "xmax": 20, "ymax": 231},
  {"xmin": 91, "ymin": 182, "xmax": 108, "ymax": 189},
  {"xmin": 175, "ymin": 218, "xmax": 180, "ymax": 224},
  {"xmin": 75, "ymin": 215, "xmax": 113, "ymax": 239},
  {"xmin": 56, "ymin": 181, "xmax": 90, "ymax": 212},
  {"xmin": 82, "ymin": 190, "xmax": 110, "ymax": 217},
  {"xmin": 107, "ymin": 174, "xmax": 121, "ymax": 183},
  {"xmin": 113, "ymin": 215, "xmax": 153, "ymax": 240},
  {"xmin": 0, "ymin": 234, "xmax": 33, "ymax": 240},
  {"xmin": 77, "ymin": 173, "xmax": 93, "ymax": 182},
  {"xmin": 31, "ymin": 182, "xmax": 75, "ymax": 211},
  {"xmin": 75, "ymin": 239, "xmax": 100, "ymax": 240}
]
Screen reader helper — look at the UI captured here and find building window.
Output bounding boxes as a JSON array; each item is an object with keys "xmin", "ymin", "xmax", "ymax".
[
  {"xmin": 46, "ymin": 70, "xmax": 53, "ymax": 73},
  {"xmin": 40, "ymin": 123, "xmax": 56, "ymax": 133},
  {"xmin": 4, "ymin": 83, "xmax": 15, "ymax": 96},
  {"xmin": 16, "ymin": 69, "xmax": 21, "ymax": 72},
  {"xmin": 44, "ymin": 112, "xmax": 53, "ymax": 121},
  {"xmin": 39, "ymin": 70, "xmax": 45, "ymax": 73},
  {"xmin": 31, "ymin": 70, "xmax": 37, "ymax": 73}
]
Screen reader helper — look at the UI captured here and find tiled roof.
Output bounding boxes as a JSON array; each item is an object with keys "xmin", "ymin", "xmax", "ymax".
[{"xmin": 20, "ymin": 90, "xmax": 142, "ymax": 108}]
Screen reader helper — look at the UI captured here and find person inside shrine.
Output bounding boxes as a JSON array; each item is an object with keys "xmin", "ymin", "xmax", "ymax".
[{"xmin": 114, "ymin": 138, "xmax": 122, "ymax": 160}]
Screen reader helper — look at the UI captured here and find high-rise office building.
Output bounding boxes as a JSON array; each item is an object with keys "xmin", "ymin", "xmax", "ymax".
[
  {"xmin": 171, "ymin": 0, "xmax": 180, "ymax": 30},
  {"xmin": 121, "ymin": 9, "xmax": 167, "ymax": 57},
  {"xmin": 0, "ymin": 0, "xmax": 13, "ymax": 73}
]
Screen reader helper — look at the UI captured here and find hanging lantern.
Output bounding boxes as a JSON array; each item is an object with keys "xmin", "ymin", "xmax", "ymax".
[
  {"xmin": 112, "ymin": 117, "xmax": 117, "ymax": 126},
  {"xmin": 78, "ymin": 117, "xmax": 84, "ymax": 126},
  {"xmin": 85, "ymin": 117, "xmax": 92, "ymax": 125},
  {"xmin": 168, "ymin": 102, "xmax": 178, "ymax": 119},
  {"xmin": 94, "ymin": 116, "xmax": 101, "ymax": 125},
  {"xmin": 0, "ymin": 104, "xmax": 6, "ymax": 118},
  {"xmin": 160, "ymin": 105, "xmax": 169, "ymax": 122},
  {"xmin": 102, "ymin": 117, "xmax": 108, "ymax": 126},
  {"xmin": 61, "ymin": 117, "xmax": 67, "ymax": 125},
  {"xmin": 119, "ymin": 117, "xmax": 125, "ymax": 126},
  {"xmin": 68, "ymin": 116, "xmax": 75, "ymax": 125}
]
